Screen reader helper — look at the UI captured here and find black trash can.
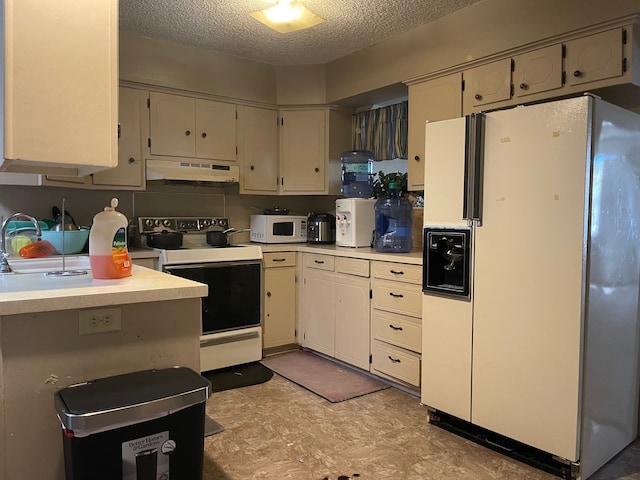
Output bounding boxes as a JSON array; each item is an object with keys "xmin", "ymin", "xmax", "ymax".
[{"xmin": 54, "ymin": 366, "xmax": 211, "ymax": 480}]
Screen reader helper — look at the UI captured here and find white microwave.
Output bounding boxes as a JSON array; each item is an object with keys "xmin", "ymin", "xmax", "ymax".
[{"xmin": 250, "ymin": 215, "xmax": 307, "ymax": 243}]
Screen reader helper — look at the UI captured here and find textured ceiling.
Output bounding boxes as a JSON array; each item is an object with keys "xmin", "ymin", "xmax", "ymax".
[{"xmin": 119, "ymin": 0, "xmax": 482, "ymax": 66}]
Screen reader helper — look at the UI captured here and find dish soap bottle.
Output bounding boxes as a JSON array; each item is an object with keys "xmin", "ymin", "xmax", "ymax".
[{"xmin": 89, "ymin": 198, "xmax": 132, "ymax": 279}]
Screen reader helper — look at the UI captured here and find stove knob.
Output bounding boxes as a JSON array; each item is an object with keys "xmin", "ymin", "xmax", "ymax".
[
  {"xmin": 163, "ymin": 219, "xmax": 172, "ymax": 228},
  {"xmin": 202, "ymin": 219, "xmax": 211, "ymax": 228},
  {"xmin": 178, "ymin": 221, "xmax": 186, "ymax": 229},
  {"xmin": 144, "ymin": 219, "xmax": 154, "ymax": 227},
  {"xmin": 218, "ymin": 219, "xmax": 225, "ymax": 226},
  {"xmin": 154, "ymin": 219, "xmax": 162, "ymax": 227}
]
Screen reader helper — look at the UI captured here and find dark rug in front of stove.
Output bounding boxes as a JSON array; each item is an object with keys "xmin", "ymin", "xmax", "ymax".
[{"xmin": 203, "ymin": 361, "xmax": 273, "ymax": 393}]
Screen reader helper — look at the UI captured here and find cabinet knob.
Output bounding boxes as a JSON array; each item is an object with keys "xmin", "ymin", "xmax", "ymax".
[
  {"xmin": 573, "ymin": 70, "xmax": 582, "ymax": 77},
  {"xmin": 519, "ymin": 83, "xmax": 528, "ymax": 90},
  {"xmin": 267, "ymin": 291, "xmax": 272, "ymax": 297},
  {"xmin": 185, "ymin": 130, "xmax": 191, "ymax": 136},
  {"xmin": 314, "ymin": 167, "xmax": 319, "ymax": 172},
  {"xmin": 128, "ymin": 157, "xmax": 135, "ymax": 164},
  {"xmin": 201, "ymin": 132, "xmax": 207, "ymax": 138},
  {"xmin": 414, "ymin": 155, "xmax": 420, "ymax": 162},
  {"xmin": 474, "ymin": 93, "xmax": 482, "ymax": 100}
]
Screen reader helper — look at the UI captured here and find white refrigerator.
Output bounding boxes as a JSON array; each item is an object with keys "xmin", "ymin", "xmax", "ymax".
[{"xmin": 421, "ymin": 95, "xmax": 640, "ymax": 479}]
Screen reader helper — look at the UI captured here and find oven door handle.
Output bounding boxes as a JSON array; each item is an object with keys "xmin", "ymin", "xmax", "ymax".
[{"xmin": 200, "ymin": 330, "xmax": 260, "ymax": 347}]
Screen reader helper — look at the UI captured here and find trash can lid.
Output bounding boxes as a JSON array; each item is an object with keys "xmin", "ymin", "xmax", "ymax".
[{"xmin": 54, "ymin": 367, "xmax": 211, "ymax": 436}]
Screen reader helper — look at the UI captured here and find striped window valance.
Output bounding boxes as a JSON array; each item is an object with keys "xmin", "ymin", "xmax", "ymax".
[{"xmin": 352, "ymin": 101, "xmax": 408, "ymax": 161}]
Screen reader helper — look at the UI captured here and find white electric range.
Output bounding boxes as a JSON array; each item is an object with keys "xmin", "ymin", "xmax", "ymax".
[{"xmin": 139, "ymin": 216, "xmax": 263, "ymax": 372}]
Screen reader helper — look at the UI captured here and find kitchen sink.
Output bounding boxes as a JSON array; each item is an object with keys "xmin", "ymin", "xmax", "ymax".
[{"xmin": 6, "ymin": 255, "xmax": 91, "ymax": 274}]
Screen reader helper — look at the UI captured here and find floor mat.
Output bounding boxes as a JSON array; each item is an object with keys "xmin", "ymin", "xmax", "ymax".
[
  {"xmin": 261, "ymin": 350, "xmax": 389, "ymax": 402},
  {"xmin": 204, "ymin": 415, "xmax": 225, "ymax": 437},
  {"xmin": 203, "ymin": 361, "xmax": 273, "ymax": 393}
]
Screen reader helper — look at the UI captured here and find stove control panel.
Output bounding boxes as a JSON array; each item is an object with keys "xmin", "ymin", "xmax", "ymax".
[{"xmin": 138, "ymin": 217, "xmax": 229, "ymax": 234}]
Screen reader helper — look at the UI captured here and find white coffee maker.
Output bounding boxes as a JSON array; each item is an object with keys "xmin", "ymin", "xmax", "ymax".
[{"xmin": 335, "ymin": 198, "xmax": 376, "ymax": 247}]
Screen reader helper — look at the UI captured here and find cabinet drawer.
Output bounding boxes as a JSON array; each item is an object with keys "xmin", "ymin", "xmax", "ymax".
[
  {"xmin": 335, "ymin": 257, "xmax": 369, "ymax": 277},
  {"xmin": 263, "ymin": 252, "xmax": 296, "ymax": 268},
  {"xmin": 372, "ymin": 261, "xmax": 422, "ymax": 284},
  {"xmin": 303, "ymin": 253, "xmax": 335, "ymax": 271},
  {"xmin": 372, "ymin": 280, "xmax": 422, "ymax": 318},
  {"xmin": 371, "ymin": 310, "xmax": 421, "ymax": 353},
  {"xmin": 371, "ymin": 340, "xmax": 421, "ymax": 386}
]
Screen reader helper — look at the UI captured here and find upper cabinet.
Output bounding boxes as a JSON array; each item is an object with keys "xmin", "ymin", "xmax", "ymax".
[
  {"xmin": 238, "ymin": 105, "xmax": 278, "ymax": 194},
  {"xmin": 278, "ymin": 108, "xmax": 351, "ymax": 195},
  {"xmin": 462, "ymin": 26, "xmax": 637, "ymax": 115},
  {"xmin": 564, "ymin": 29, "xmax": 624, "ymax": 86},
  {"xmin": 407, "ymin": 73, "xmax": 463, "ymax": 191},
  {"xmin": 1, "ymin": 0, "xmax": 118, "ymax": 175},
  {"xmin": 149, "ymin": 92, "xmax": 237, "ymax": 162}
]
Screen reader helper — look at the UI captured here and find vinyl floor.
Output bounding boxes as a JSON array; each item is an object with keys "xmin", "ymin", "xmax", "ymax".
[{"xmin": 203, "ymin": 374, "xmax": 640, "ymax": 480}]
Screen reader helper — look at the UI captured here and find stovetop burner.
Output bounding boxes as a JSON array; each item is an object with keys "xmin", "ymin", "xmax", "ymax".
[{"xmin": 137, "ymin": 216, "xmax": 262, "ymax": 267}]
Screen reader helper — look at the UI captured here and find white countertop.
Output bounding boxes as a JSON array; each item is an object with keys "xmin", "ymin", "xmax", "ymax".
[
  {"xmin": 0, "ymin": 256, "xmax": 207, "ymax": 316},
  {"xmin": 257, "ymin": 243, "xmax": 423, "ymax": 265}
]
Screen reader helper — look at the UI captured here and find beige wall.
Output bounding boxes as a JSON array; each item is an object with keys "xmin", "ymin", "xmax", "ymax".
[
  {"xmin": 119, "ymin": 31, "xmax": 277, "ymax": 105},
  {"xmin": 276, "ymin": 64, "xmax": 327, "ymax": 105},
  {"xmin": 326, "ymin": 0, "xmax": 640, "ymax": 102}
]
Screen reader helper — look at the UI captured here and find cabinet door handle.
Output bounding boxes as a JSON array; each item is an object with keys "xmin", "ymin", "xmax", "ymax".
[
  {"xmin": 250, "ymin": 165, "xmax": 255, "ymax": 170},
  {"xmin": 388, "ymin": 356, "xmax": 401, "ymax": 364},
  {"xmin": 314, "ymin": 260, "xmax": 324, "ymax": 264},
  {"xmin": 201, "ymin": 132, "xmax": 207, "ymax": 138},
  {"xmin": 389, "ymin": 292, "xmax": 404, "ymax": 298},
  {"xmin": 474, "ymin": 93, "xmax": 482, "ymax": 100},
  {"xmin": 389, "ymin": 270, "xmax": 404, "ymax": 275},
  {"xmin": 272, "ymin": 258, "xmax": 286, "ymax": 262},
  {"xmin": 314, "ymin": 167, "xmax": 320, "ymax": 172},
  {"xmin": 128, "ymin": 157, "xmax": 135, "ymax": 164},
  {"xmin": 389, "ymin": 324, "xmax": 403, "ymax": 331},
  {"xmin": 266, "ymin": 291, "xmax": 272, "ymax": 297},
  {"xmin": 185, "ymin": 130, "xmax": 191, "ymax": 136},
  {"xmin": 574, "ymin": 70, "xmax": 582, "ymax": 77},
  {"xmin": 414, "ymin": 155, "xmax": 420, "ymax": 161},
  {"xmin": 519, "ymin": 83, "xmax": 528, "ymax": 90}
]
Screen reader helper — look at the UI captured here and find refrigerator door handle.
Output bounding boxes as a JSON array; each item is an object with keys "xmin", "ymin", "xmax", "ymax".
[
  {"xmin": 472, "ymin": 113, "xmax": 485, "ymax": 226},
  {"xmin": 463, "ymin": 115, "xmax": 474, "ymax": 221}
]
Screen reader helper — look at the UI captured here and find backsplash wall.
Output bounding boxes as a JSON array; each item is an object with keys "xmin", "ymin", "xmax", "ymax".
[{"xmin": 0, "ymin": 184, "xmax": 340, "ymax": 242}]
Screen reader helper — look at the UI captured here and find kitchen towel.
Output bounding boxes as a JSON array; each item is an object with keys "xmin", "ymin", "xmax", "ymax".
[{"xmin": 261, "ymin": 350, "xmax": 389, "ymax": 403}]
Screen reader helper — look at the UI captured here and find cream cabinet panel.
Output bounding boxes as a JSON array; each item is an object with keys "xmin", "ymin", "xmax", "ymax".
[
  {"xmin": 371, "ymin": 340, "xmax": 421, "ymax": 386},
  {"xmin": 238, "ymin": 106, "xmax": 278, "ymax": 194},
  {"xmin": 513, "ymin": 45, "xmax": 563, "ymax": 98},
  {"xmin": 195, "ymin": 99, "xmax": 237, "ymax": 161},
  {"xmin": 92, "ymin": 88, "xmax": 148, "ymax": 188},
  {"xmin": 149, "ymin": 92, "xmax": 196, "ymax": 157},
  {"xmin": 335, "ymin": 257, "xmax": 370, "ymax": 277},
  {"xmin": 565, "ymin": 29, "xmax": 624, "ymax": 87},
  {"xmin": 302, "ymin": 267, "xmax": 335, "ymax": 356},
  {"xmin": 371, "ymin": 261, "xmax": 422, "ymax": 285},
  {"xmin": 303, "ymin": 253, "xmax": 335, "ymax": 271},
  {"xmin": 149, "ymin": 92, "xmax": 237, "ymax": 161},
  {"xmin": 463, "ymin": 59, "xmax": 512, "ymax": 109},
  {"xmin": 372, "ymin": 309, "xmax": 421, "ymax": 353},
  {"xmin": 263, "ymin": 264, "xmax": 296, "ymax": 349},
  {"xmin": 2, "ymin": 0, "xmax": 118, "ymax": 175},
  {"xmin": 335, "ymin": 273, "xmax": 370, "ymax": 370},
  {"xmin": 279, "ymin": 109, "xmax": 327, "ymax": 193},
  {"xmin": 407, "ymin": 73, "xmax": 462, "ymax": 190},
  {"xmin": 372, "ymin": 279, "xmax": 423, "ymax": 318}
]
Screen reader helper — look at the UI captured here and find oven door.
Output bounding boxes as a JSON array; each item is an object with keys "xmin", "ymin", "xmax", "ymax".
[{"xmin": 164, "ymin": 260, "xmax": 261, "ymax": 334}]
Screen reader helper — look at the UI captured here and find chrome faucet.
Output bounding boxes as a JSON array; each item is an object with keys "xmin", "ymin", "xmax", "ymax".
[{"xmin": 0, "ymin": 213, "xmax": 42, "ymax": 274}]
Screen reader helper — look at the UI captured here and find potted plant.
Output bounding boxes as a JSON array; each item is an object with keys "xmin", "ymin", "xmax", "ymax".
[{"xmin": 372, "ymin": 171, "xmax": 408, "ymax": 198}]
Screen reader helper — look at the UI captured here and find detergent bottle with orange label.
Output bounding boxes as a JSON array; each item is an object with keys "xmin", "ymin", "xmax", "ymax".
[{"xmin": 89, "ymin": 198, "xmax": 132, "ymax": 279}]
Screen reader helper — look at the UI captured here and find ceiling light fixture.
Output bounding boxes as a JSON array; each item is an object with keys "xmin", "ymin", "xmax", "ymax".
[{"xmin": 250, "ymin": 0, "xmax": 324, "ymax": 33}]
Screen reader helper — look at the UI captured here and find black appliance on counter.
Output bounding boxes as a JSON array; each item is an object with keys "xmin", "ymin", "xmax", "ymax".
[{"xmin": 307, "ymin": 213, "xmax": 336, "ymax": 244}]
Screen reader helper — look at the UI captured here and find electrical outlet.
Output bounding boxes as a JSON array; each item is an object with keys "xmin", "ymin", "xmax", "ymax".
[{"xmin": 79, "ymin": 307, "xmax": 122, "ymax": 335}]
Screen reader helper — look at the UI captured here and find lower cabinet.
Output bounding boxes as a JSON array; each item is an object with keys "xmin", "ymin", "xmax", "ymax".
[
  {"xmin": 370, "ymin": 260, "xmax": 423, "ymax": 388},
  {"xmin": 301, "ymin": 253, "xmax": 370, "ymax": 370},
  {"xmin": 263, "ymin": 252, "xmax": 297, "ymax": 349}
]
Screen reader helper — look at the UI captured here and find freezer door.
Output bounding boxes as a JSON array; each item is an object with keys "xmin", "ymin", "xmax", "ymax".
[
  {"xmin": 471, "ymin": 96, "xmax": 590, "ymax": 461},
  {"xmin": 423, "ymin": 117, "xmax": 468, "ymax": 227}
]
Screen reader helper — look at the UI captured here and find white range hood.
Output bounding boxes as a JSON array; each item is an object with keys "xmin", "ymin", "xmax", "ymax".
[{"xmin": 146, "ymin": 159, "xmax": 239, "ymax": 183}]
